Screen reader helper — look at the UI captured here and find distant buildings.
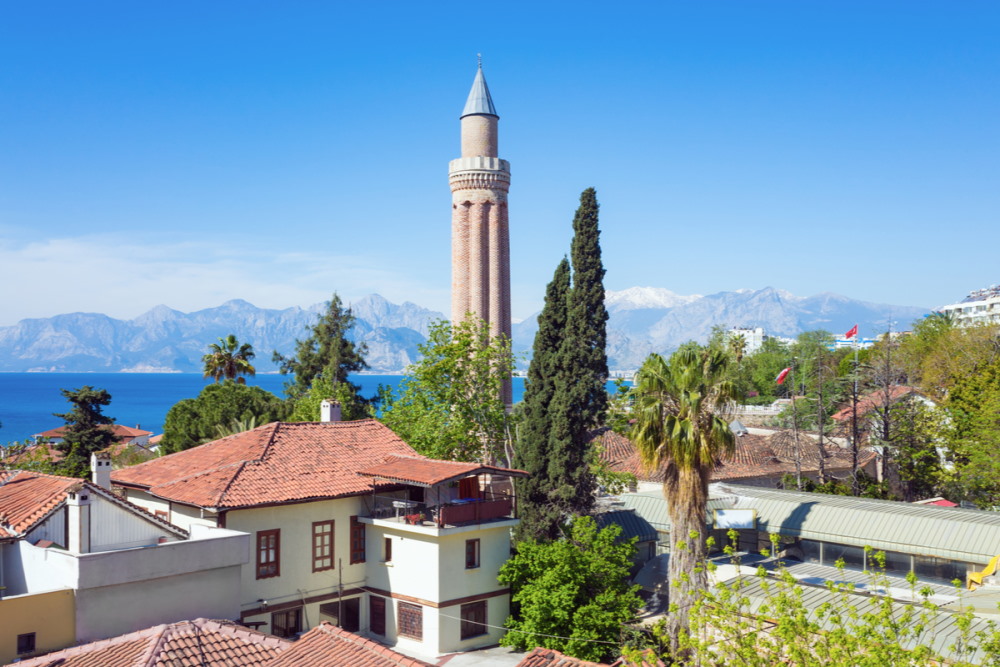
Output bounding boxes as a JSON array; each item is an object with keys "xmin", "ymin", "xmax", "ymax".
[{"xmin": 938, "ymin": 284, "xmax": 1000, "ymax": 326}]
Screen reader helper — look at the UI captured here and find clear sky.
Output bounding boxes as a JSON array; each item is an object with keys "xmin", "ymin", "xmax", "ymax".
[{"xmin": 1, "ymin": 2, "xmax": 997, "ymax": 327}]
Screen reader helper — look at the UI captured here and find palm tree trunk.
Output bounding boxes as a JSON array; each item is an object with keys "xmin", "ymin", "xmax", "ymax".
[{"xmin": 665, "ymin": 463, "xmax": 710, "ymax": 658}]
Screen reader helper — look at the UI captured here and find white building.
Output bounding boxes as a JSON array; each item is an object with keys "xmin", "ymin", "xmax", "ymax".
[
  {"xmin": 112, "ymin": 414, "xmax": 526, "ymax": 660},
  {"xmin": 938, "ymin": 285, "xmax": 1000, "ymax": 326},
  {"xmin": 728, "ymin": 327, "xmax": 767, "ymax": 355},
  {"xmin": 0, "ymin": 464, "xmax": 247, "ymax": 663}
]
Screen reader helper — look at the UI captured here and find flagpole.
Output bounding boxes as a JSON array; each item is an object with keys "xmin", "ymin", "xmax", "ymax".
[{"xmin": 850, "ymin": 326, "xmax": 860, "ymax": 496}]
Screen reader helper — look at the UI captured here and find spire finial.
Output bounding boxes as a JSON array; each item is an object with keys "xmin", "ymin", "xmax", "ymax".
[{"xmin": 477, "ymin": 53, "xmax": 482, "ymax": 69}]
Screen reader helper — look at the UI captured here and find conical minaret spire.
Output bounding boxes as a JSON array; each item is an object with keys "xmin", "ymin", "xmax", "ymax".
[{"xmin": 449, "ymin": 62, "xmax": 512, "ymax": 403}]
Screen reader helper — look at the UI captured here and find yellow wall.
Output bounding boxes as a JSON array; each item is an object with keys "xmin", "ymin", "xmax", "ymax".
[{"xmin": 0, "ymin": 588, "xmax": 76, "ymax": 664}]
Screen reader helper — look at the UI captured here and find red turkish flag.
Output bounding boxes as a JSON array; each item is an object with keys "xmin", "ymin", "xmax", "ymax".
[
  {"xmin": 845, "ymin": 324, "xmax": 858, "ymax": 339},
  {"xmin": 775, "ymin": 367, "xmax": 791, "ymax": 385}
]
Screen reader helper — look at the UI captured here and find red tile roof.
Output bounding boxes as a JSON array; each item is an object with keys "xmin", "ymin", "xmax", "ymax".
[
  {"xmin": 516, "ymin": 647, "xmax": 608, "ymax": 666},
  {"xmin": 0, "ymin": 470, "xmax": 83, "ymax": 537},
  {"xmin": 16, "ymin": 618, "xmax": 289, "ymax": 667},
  {"xmin": 592, "ymin": 428, "xmax": 877, "ymax": 484},
  {"xmin": 358, "ymin": 456, "xmax": 528, "ymax": 487},
  {"xmin": 0, "ymin": 468, "xmax": 186, "ymax": 542},
  {"xmin": 112, "ymin": 420, "xmax": 426, "ymax": 510},
  {"xmin": 35, "ymin": 424, "xmax": 153, "ymax": 440},
  {"xmin": 269, "ymin": 622, "xmax": 434, "ymax": 667},
  {"xmin": 830, "ymin": 385, "xmax": 922, "ymax": 422}
]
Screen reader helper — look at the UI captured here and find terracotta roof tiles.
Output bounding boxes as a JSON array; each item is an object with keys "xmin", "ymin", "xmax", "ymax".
[
  {"xmin": 113, "ymin": 420, "xmax": 426, "ymax": 509},
  {"xmin": 17, "ymin": 619, "xmax": 289, "ymax": 667},
  {"xmin": 269, "ymin": 622, "xmax": 434, "ymax": 667},
  {"xmin": 0, "ymin": 469, "xmax": 82, "ymax": 536},
  {"xmin": 830, "ymin": 385, "xmax": 921, "ymax": 422},
  {"xmin": 358, "ymin": 456, "xmax": 528, "ymax": 487},
  {"xmin": 516, "ymin": 647, "xmax": 608, "ymax": 666}
]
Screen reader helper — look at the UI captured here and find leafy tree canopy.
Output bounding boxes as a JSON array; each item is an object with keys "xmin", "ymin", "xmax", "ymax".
[
  {"xmin": 53, "ymin": 386, "xmax": 116, "ymax": 477},
  {"xmin": 272, "ymin": 293, "xmax": 369, "ymax": 409},
  {"xmin": 161, "ymin": 381, "xmax": 290, "ymax": 453},
  {"xmin": 498, "ymin": 515, "xmax": 642, "ymax": 663},
  {"xmin": 380, "ymin": 317, "xmax": 514, "ymax": 463}
]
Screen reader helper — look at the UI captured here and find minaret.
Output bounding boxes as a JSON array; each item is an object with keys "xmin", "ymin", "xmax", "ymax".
[{"xmin": 450, "ymin": 62, "xmax": 512, "ymax": 403}]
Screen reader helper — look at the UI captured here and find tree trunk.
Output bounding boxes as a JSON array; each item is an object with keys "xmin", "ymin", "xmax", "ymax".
[{"xmin": 665, "ymin": 463, "xmax": 710, "ymax": 658}]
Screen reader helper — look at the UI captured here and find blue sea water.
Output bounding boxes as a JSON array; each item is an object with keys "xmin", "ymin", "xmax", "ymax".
[{"xmin": 0, "ymin": 373, "xmax": 563, "ymax": 443}]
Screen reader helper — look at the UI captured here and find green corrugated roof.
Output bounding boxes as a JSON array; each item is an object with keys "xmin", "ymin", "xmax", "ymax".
[
  {"xmin": 594, "ymin": 509, "xmax": 658, "ymax": 544},
  {"xmin": 726, "ymin": 484, "xmax": 1000, "ymax": 564},
  {"xmin": 621, "ymin": 485, "xmax": 1000, "ymax": 565}
]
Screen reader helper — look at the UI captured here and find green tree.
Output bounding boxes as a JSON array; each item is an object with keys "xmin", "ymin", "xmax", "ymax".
[
  {"xmin": 631, "ymin": 347, "xmax": 740, "ymax": 656},
  {"xmin": 53, "ymin": 386, "xmax": 117, "ymax": 478},
  {"xmin": 498, "ymin": 515, "xmax": 643, "ymax": 663},
  {"xmin": 566, "ymin": 187, "xmax": 609, "ymax": 429},
  {"xmin": 202, "ymin": 334, "xmax": 256, "ymax": 384},
  {"xmin": 272, "ymin": 293, "xmax": 369, "ymax": 410},
  {"xmin": 515, "ymin": 259, "xmax": 572, "ymax": 542},
  {"xmin": 161, "ymin": 382, "xmax": 290, "ymax": 453},
  {"xmin": 379, "ymin": 317, "xmax": 514, "ymax": 463}
]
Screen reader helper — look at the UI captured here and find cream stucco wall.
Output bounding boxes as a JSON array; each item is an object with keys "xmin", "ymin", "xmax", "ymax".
[{"xmin": 0, "ymin": 588, "xmax": 76, "ymax": 664}]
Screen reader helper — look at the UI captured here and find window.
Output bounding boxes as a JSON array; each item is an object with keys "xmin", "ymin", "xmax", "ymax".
[
  {"xmin": 383, "ymin": 536, "xmax": 392, "ymax": 562},
  {"xmin": 397, "ymin": 602, "xmax": 423, "ymax": 640},
  {"xmin": 350, "ymin": 516, "xmax": 366, "ymax": 564},
  {"xmin": 312, "ymin": 520, "xmax": 334, "ymax": 572},
  {"xmin": 370, "ymin": 596, "xmax": 386, "ymax": 635},
  {"xmin": 17, "ymin": 633, "xmax": 36, "ymax": 655},
  {"xmin": 465, "ymin": 538, "xmax": 480, "ymax": 569},
  {"xmin": 271, "ymin": 608, "xmax": 302, "ymax": 638},
  {"xmin": 256, "ymin": 529, "xmax": 280, "ymax": 579},
  {"xmin": 460, "ymin": 601, "xmax": 487, "ymax": 639}
]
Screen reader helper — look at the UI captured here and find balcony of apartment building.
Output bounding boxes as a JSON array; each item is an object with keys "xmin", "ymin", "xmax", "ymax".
[{"xmin": 356, "ymin": 458, "xmax": 527, "ymax": 536}]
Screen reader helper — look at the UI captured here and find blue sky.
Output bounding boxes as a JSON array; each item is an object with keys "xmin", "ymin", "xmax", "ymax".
[{"xmin": 1, "ymin": 2, "xmax": 997, "ymax": 327}]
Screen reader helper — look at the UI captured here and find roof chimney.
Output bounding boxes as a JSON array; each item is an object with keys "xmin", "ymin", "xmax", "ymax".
[
  {"xmin": 320, "ymin": 399, "xmax": 342, "ymax": 423},
  {"xmin": 91, "ymin": 450, "xmax": 113, "ymax": 490}
]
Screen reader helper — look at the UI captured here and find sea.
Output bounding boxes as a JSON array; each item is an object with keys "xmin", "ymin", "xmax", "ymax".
[{"xmin": 0, "ymin": 373, "xmax": 621, "ymax": 444}]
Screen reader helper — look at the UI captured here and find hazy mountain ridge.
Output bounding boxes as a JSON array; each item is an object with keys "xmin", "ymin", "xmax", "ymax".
[
  {"xmin": 0, "ymin": 288, "xmax": 928, "ymax": 373},
  {"xmin": 0, "ymin": 295, "xmax": 444, "ymax": 374}
]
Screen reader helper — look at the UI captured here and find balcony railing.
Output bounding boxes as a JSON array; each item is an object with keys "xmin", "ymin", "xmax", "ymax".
[{"xmin": 367, "ymin": 492, "xmax": 515, "ymax": 528}]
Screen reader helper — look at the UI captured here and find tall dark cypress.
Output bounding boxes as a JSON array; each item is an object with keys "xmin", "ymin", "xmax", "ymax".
[
  {"xmin": 568, "ymin": 187, "xmax": 609, "ymax": 427},
  {"xmin": 514, "ymin": 259, "xmax": 571, "ymax": 542}
]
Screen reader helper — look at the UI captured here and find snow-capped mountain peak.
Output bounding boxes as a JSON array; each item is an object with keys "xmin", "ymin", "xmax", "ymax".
[{"xmin": 605, "ymin": 286, "xmax": 702, "ymax": 311}]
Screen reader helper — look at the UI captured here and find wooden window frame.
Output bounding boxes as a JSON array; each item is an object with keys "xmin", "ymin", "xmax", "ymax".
[
  {"xmin": 383, "ymin": 536, "xmax": 392, "ymax": 562},
  {"xmin": 350, "ymin": 516, "xmax": 366, "ymax": 564},
  {"xmin": 460, "ymin": 601, "xmax": 488, "ymax": 639},
  {"xmin": 312, "ymin": 520, "xmax": 335, "ymax": 572},
  {"xmin": 256, "ymin": 529, "xmax": 280, "ymax": 579},
  {"xmin": 397, "ymin": 601, "xmax": 423, "ymax": 640},
  {"xmin": 370, "ymin": 596, "xmax": 386, "ymax": 636},
  {"xmin": 465, "ymin": 538, "xmax": 480, "ymax": 569},
  {"xmin": 271, "ymin": 608, "xmax": 302, "ymax": 638}
]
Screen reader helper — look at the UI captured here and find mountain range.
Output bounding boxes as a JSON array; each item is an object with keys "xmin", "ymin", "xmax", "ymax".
[{"xmin": 0, "ymin": 288, "xmax": 929, "ymax": 373}]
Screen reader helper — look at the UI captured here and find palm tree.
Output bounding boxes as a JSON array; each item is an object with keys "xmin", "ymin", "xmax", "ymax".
[
  {"xmin": 631, "ymin": 346, "xmax": 741, "ymax": 656},
  {"xmin": 729, "ymin": 333, "xmax": 747, "ymax": 364},
  {"xmin": 202, "ymin": 335, "xmax": 256, "ymax": 384}
]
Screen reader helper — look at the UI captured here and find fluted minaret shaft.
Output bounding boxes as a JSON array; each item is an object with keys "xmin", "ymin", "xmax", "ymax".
[{"xmin": 450, "ymin": 64, "xmax": 512, "ymax": 404}]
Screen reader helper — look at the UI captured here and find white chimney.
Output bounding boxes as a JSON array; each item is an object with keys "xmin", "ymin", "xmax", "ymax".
[
  {"xmin": 91, "ymin": 451, "xmax": 113, "ymax": 490},
  {"xmin": 66, "ymin": 487, "xmax": 92, "ymax": 554},
  {"xmin": 320, "ymin": 399, "xmax": 342, "ymax": 423}
]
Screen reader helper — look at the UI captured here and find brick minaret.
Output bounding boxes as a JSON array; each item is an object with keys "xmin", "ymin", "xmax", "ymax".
[{"xmin": 450, "ymin": 63, "xmax": 512, "ymax": 403}]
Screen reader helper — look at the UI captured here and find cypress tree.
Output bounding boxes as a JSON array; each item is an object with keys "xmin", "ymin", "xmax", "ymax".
[
  {"xmin": 514, "ymin": 259, "xmax": 571, "ymax": 542},
  {"xmin": 568, "ymin": 187, "xmax": 609, "ymax": 428},
  {"xmin": 515, "ymin": 189, "xmax": 607, "ymax": 541}
]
